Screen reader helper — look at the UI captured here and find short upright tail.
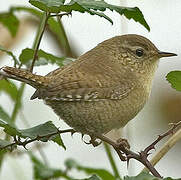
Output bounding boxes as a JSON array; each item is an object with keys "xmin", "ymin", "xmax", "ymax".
[{"xmin": 0, "ymin": 66, "xmax": 48, "ymax": 88}]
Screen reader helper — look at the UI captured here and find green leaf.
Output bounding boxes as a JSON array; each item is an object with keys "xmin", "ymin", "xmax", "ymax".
[
  {"xmin": 65, "ymin": 159, "xmax": 115, "ymax": 180},
  {"xmin": 75, "ymin": 175, "xmax": 102, "ymax": 180},
  {"xmin": 29, "ymin": 153, "xmax": 71, "ymax": 180},
  {"xmin": 0, "ymin": 106, "xmax": 11, "ymax": 124},
  {"xmin": 0, "ymin": 120, "xmax": 65, "ymax": 149},
  {"xmin": 19, "ymin": 48, "xmax": 74, "ymax": 67},
  {"xmin": 19, "ymin": 121, "xmax": 58, "ymax": 140},
  {"xmin": 0, "ymin": 120, "xmax": 20, "ymax": 136},
  {"xmin": 0, "ymin": 12, "xmax": 19, "ymax": 37},
  {"xmin": 52, "ymin": 134, "xmax": 66, "ymax": 150},
  {"xmin": 166, "ymin": 71, "xmax": 181, "ymax": 91},
  {"xmin": 124, "ymin": 172, "xmax": 181, "ymax": 180},
  {"xmin": 29, "ymin": 0, "xmax": 150, "ymax": 31},
  {"xmin": 0, "ymin": 46, "xmax": 19, "ymax": 66},
  {"xmin": 29, "ymin": 0, "xmax": 65, "ymax": 13},
  {"xmin": 0, "ymin": 79, "xmax": 19, "ymax": 101}
]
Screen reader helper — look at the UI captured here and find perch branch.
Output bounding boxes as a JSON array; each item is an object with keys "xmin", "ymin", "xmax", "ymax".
[
  {"xmin": 0, "ymin": 129, "xmax": 75, "ymax": 150},
  {"xmin": 1, "ymin": 121, "xmax": 181, "ymax": 178},
  {"xmin": 142, "ymin": 122, "xmax": 181, "ymax": 172}
]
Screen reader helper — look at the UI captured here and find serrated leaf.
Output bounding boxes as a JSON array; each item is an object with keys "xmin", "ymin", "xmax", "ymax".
[
  {"xmin": 52, "ymin": 134, "xmax": 66, "ymax": 150},
  {"xmin": 0, "ymin": 120, "xmax": 20, "ymax": 136},
  {"xmin": 19, "ymin": 48, "xmax": 74, "ymax": 67},
  {"xmin": 0, "ymin": 79, "xmax": 19, "ymax": 101},
  {"xmin": 166, "ymin": 71, "xmax": 181, "ymax": 91},
  {"xmin": 0, "ymin": 46, "xmax": 19, "ymax": 66},
  {"xmin": 124, "ymin": 172, "xmax": 160, "ymax": 180},
  {"xmin": 29, "ymin": 0, "xmax": 150, "ymax": 31},
  {"xmin": 30, "ymin": 154, "xmax": 101, "ymax": 180},
  {"xmin": 19, "ymin": 121, "xmax": 58, "ymax": 140},
  {"xmin": 0, "ymin": 106, "xmax": 11, "ymax": 124},
  {"xmin": 29, "ymin": 153, "xmax": 70, "ymax": 179},
  {"xmin": 0, "ymin": 12, "xmax": 19, "ymax": 37},
  {"xmin": 29, "ymin": 0, "xmax": 65, "ymax": 13},
  {"xmin": 124, "ymin": 172, "xmax": 181, "ymax": 180},
  {"xmin": 0, "ymin": 120, "xmax": 66, "ymax": 149},
  {"xmin": 65, "ymin": 159, "xmax": 114, "ymax": 180}
]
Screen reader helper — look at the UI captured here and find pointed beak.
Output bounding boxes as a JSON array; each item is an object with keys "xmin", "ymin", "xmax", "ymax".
[{"xmin": 158, "ymin": 51, "xmax": 177, "ymax": 58}]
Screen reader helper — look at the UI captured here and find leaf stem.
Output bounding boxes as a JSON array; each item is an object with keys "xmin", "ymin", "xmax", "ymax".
[
  {"xmin": 103, "ymin": 142, "xmax": 121, "ymax": 179},
  {"xmin": 11, "ymin": 83, "xmax": 25, "ymax": 123},
  {"xmin": 30, "ymin": 12, "xmax": 50, "ymax": 72},
  {"xmin": 56, "ymin": 15, "xmax": 74, "ymax": 57}
]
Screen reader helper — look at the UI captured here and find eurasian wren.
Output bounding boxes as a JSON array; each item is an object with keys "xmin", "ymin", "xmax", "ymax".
[{"xmin": 0, "ymin": 34, "xmax": 177, "ymax": 135}]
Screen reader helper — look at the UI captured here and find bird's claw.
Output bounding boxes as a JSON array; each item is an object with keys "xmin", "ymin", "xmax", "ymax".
[
  {"xmin": 82, "ymin": 135, "xmax": 102, "ymax": 147},
  {"xmin": 116, "ymin": 138, "xmax": 130, "ymax": 150}
]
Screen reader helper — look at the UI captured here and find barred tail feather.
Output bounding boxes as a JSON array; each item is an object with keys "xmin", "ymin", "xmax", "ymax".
[{"xmin": 0, "ymin": 66, "xmax": 48, "ymax": 88}]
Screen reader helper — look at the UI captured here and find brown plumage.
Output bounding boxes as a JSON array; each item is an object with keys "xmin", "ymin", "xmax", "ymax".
[{"xmin": 0, "ymin": 34, "xmax": 176, "ymax": 135}]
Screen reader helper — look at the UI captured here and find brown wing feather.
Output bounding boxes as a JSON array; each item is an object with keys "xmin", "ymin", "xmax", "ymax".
[{"xmin": 31, "ymin": 44, "xmax": 137, "ymax": 101}]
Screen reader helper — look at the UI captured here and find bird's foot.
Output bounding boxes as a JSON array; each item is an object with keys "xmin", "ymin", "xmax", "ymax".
[
  {"xmin": 116, "ymin": 138, "xmax": 130, "ymax": 150},
  {"xmin": 82, "ymin": 135, "xmax": 102, "ymax": 147},
  {"xmin": 114, "ymin": 138, "xmax": 130, "ymax": 162}
]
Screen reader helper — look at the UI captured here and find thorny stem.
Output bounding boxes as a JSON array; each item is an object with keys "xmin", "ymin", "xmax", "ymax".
[
  {"xmin": 96, "ymin": 134, "xmax": 162, "ymax": 178},
  {"xmin": 95, "ymin": 120, "xmax": 181, "ymax": 178},
  {"xmin": 1, "ymin": 129, "xmax": 75, "ymax": 150},
  {"xmin": 19, "ymin": 110, "xmax": 49, "ymax": 165},
  {"xmin": 142, "ymin": 121, "xmax": 181, "ymax": 172},
  {"xmin": 1, "ymin": 122, "xmax": 181, "ymax": 178},
  {"xmin": 143, "ymin": 121, "xmax": 181, "ymax": 155}
]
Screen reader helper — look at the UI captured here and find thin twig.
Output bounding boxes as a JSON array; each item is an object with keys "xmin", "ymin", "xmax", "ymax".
[
  {"xmin": 2, "ymin": 121, "xmax": 180, "ymax": 178},
  {"xmin": 143, "ymin": 121, "xmax": 181, "ymax": 156},
  {"xmin": 142, "ymin": 123, "xmax": 181, "ymax": 172},
  {"xmin": 30, "ymin": 12, "xmax": 50, "ymax": 72},
  {"xmin": 0, "ymin": 129, "xmax": 75, "ymax": 150}
]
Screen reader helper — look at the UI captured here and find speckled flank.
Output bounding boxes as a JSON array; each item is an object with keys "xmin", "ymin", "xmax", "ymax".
[{"xmin": 45, "ymin": 83, "xmax": 149, "ymax": 134}]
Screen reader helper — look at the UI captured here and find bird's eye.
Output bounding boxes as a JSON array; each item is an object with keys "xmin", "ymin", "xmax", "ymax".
[{"xmin": 136, "ymin": 49, "xmax": 144, "ymax": 57}]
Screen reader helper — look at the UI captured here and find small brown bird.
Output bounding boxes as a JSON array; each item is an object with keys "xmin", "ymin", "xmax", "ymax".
[{"xmin": 0, "ymin": 34, "xmax": 177, "ymax": 137}]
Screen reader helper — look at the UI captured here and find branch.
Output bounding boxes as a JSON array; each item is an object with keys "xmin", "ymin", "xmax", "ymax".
[
  {"xmin": 1, "ymin": 121, "xmax": 180, "ymax": 178},
  {"xmin": 95, "ymin": 121, "xmax": 181, "ymax": 178},
  {"xmin": 143, "ymin": 121, "xmax": 181, "ymax": 156},
  {"xmin": 0, "ymin": 129, "xmax": 75, "ymax": 150},
  {"xmin": 142, "ymin": 122, "xmax": 181, "ymax": 172},
  {"xmin": 96, "ymin": 134, "xmax": 162, "ymax": 178}
]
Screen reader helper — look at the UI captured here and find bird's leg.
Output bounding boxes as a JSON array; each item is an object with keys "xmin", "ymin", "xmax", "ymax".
[
  {"xmin": 95, "ymin": 134, "xmax": 130, "ymax": 161},
  {"xmin": 89, "ymin": 136, "xmax": 102, "ymax": 147}
]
